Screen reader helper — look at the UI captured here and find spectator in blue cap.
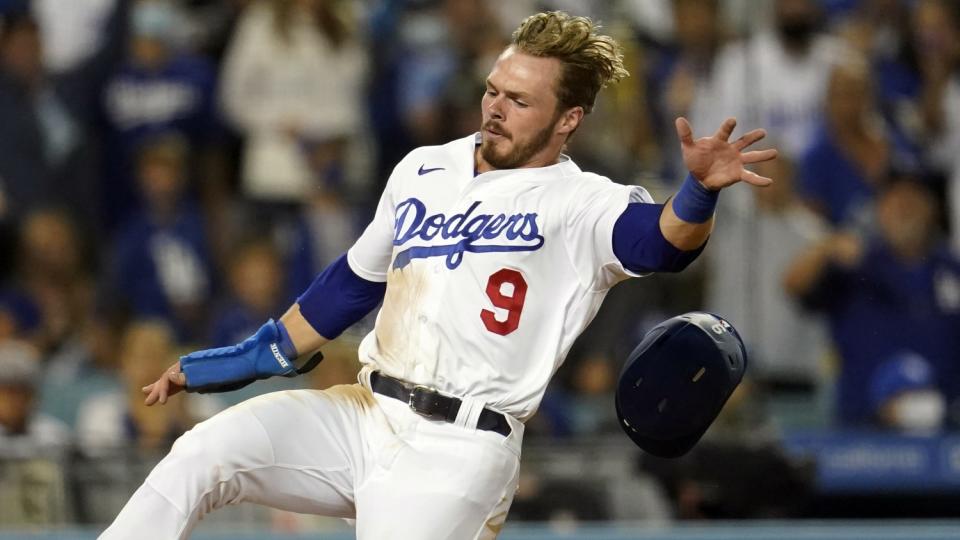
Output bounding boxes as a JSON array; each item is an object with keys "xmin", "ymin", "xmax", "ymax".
[
  {"xmin": 869, "ymin": 352, "xmax": 945, "ymax": 433},
  {"xmin": 786, "ymin": 177, "xmax": 960, "ymax": 427}
]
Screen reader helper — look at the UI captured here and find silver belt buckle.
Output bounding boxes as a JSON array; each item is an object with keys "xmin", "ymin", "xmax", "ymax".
[{"xmin": 408, "ymin": 384, "xmax": 439, "ymax": 417}]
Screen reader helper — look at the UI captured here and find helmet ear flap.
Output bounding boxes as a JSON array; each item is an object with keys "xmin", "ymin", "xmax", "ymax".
[{"xmin": 615, "ymin": 312, "xmax": 747, "ymax": 458}]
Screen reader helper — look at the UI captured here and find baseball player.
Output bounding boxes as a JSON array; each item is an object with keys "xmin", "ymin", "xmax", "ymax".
[{"xmin": 101, "ymin": 11, "xmax": 777, "ymax": 540}]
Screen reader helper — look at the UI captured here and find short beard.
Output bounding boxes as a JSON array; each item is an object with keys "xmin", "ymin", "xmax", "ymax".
[{"xmin": 480, "ymin": 114, "xmax": 559, "ymax": 170}]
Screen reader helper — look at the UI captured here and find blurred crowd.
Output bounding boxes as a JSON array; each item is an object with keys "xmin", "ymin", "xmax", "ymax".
[{"xmin": 0, "ymin": 0, "xmax": 959, "ymax": 526}]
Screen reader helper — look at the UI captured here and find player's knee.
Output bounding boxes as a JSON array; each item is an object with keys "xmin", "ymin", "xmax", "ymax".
[
  {"xmin": 145, "ymin": 423, "xmax": 251, "ymax": 518},
  {"xmin": 165, "ymin": 410, "xmax": 267, "ymax": 475},
  {"xmin": 164, "ymin": 426, "xmax": 222, "ymax": 472}
]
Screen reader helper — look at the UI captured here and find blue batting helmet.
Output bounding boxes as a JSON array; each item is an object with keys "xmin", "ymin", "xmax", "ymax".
[{"xmin": 615, "ymin": 312, "xmax": 747, "ymax": 458}]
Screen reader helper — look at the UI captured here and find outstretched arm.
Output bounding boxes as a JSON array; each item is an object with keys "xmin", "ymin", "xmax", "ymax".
[
  {"xmin": 142, "ymin": 304, "xmax": 329, "ymax": 406},
  {"xmin": 611, "ymin": 117, "xmax": 778, "ymax": 274},
  {"xmin": 143, "ymin": 254, "xmax": 386, "ymax": 405},
  {"xmin": 144, "ymin": 152, "xmax": 401, "ymax": 405}
]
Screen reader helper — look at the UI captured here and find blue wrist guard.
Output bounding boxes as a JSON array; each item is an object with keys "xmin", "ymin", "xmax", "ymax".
[
  {"xmin": 180, "ymin": 319, "xmax": 323, "ymax": 394},
  {"xmin": 671, "ymin": 174, "xmax": 719, "ymax": 223}
]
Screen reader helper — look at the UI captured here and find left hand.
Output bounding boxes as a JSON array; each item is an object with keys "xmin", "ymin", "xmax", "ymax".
[
  {"xmin": 676, "ymin": 117, "xmax": 778, "ymax": 190},
  {"xmin": 143, "ymin": 361, "xmax": 187, "ymax": 406}
]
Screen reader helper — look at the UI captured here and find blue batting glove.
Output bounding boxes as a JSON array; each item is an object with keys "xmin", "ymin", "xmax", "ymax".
[{"xmin": 180, "ymin": 319, "xmax": 299, "ymax": 392}]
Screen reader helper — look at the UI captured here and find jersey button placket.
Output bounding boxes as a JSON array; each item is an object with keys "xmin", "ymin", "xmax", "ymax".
[
  {"xmin": 423, "ymin": 194, "xmax": 465, "ymax": 323},
  {"xmin": 419, "ymin": 257, "xmax": 449, "ymax": 379},
  {"xmin": 423, "ymin": 261, "xmax": 448, "ymax": 318}
]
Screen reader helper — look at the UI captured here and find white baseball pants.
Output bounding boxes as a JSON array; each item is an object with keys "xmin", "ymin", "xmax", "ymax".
[{"xmin": 99, "ymin": 383, "xmax": 523, "ymax": 539}]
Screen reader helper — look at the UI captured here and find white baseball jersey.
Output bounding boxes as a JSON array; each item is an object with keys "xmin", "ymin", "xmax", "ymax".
[{"xmin": 349, "ymin": 133, "xmax": 652, "ymax": 421}]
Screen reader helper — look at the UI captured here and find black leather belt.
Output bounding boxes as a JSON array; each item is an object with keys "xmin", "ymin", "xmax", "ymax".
[{"xmin": 370, "ymin": 371, "xmax": 511, "ymax": 437}]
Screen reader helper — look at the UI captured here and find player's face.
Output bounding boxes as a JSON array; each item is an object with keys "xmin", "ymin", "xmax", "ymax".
[{"xmin": 479, "ymin": 48, "xmax": 573, "ymax": 170}]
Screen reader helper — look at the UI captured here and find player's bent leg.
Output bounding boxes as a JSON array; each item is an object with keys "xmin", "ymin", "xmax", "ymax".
[
  {"xmin": 355, "ymin": 421, "xmax": 521, "ymax": 540},
  {"xmin": 100, "ymin": 387, "xmax": 372, "ymax": 540},
  {"xmin": 99, "ymin": 399, "xmax": 277, "ymax": 540}
]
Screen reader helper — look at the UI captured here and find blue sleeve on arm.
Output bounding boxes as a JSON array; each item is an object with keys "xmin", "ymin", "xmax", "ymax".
[
  {"xmin": 612, "ymin": 203, "xmax": 706, "ymax": 274},
  {"xmin": 297, "ymin": 253, "xmax": 387, "ymax": 339}
]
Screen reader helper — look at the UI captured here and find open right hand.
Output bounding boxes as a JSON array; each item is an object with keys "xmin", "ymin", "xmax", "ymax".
[
  {"xmin": 676, "ymin": 117, "xmax": 778, "ymax": 190},
  {"xmin": 143, "ymin": 361, "xmax": 188, "ymax": 406}
]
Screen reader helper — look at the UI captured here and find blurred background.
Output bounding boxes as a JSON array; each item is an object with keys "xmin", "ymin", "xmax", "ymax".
[{"xmin": 0, "ymin": 0, "xmax": 959, "ymax": 538}]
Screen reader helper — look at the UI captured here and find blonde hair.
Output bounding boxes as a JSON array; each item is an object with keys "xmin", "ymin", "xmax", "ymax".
[{"xmin": 511, "ymin": 11, "xmax": 629, "ymax": 114}]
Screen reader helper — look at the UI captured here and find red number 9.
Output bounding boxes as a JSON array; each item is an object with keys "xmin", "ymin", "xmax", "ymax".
[{"xmin": 481, "ymin": 268, "xmax": 528, "ymax": 336}]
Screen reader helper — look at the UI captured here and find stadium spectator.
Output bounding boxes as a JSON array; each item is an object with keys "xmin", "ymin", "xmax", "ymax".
[
  {"xmin": 784, "ymin": 178, "xmax": 960, "ymax": 427},
  {"xmin": 706, "ymin": 155, "xmax": 829, "ymax": 384},
  {"xmin": 0, "ymin": 12, "xmax": 85, "ymax": 222},
  {"xmin": 107, "ymin": 133, "xmax": 215, "ymax": 343},
  {"xmin": 209, "ymin": 238, "xmax": 283, "ymax": 347},
  {"xmin": 31, "ymin": 0, "xmax": 127, "ymax": 118},
  {"xmin": 0, "ymin": 340, "xmax": 68, "ymax": 454},
  {"xmin": 37, "ymin": 307, "xmax": 125, "ymax": 429},
  {"xmin": 219, "ymin": 0, "xmax": 368, "ymax": 213},
  {"xmin": 869, "ymin": 352, "xmax": 946, "ymax": 433},
  {"xmin": 853, "ymin": 1, "xmax": 931, "ymax": 159},
  {"xmin": 798, "ymin": 59, "xmax": 912, "ymax": 228},
  {"xmin": 0, "ymin": 339, "xmax": 70, "ymax": 526},
  {"xmin": 15, "ymin": 208, "xmax": 94, "ymax": 356},
  {"xmin": 693, "ymin": 0, "xmax": 841, "ymax": 160},
  {"xmin": 838, "ymin": 1, "xmax": 959, "ymax": 195},
  {"xmin": 901, "ymin": 1, "xmax": 960, "ymax": 249},
  {"xmin": 75, "ymin": 320, "xmax": 221, "ymax": 455},
  {"xmin": 99, "ymin": 0, "xmax": 222, "ymax": 231},
  {"xmin": 907, "ymin": 0, "xmax": 959, "ymax": 166}
]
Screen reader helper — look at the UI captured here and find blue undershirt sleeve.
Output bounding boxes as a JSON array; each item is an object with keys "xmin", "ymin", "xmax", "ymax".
[
  {"xmin": 296, "ymin": 253, "xmax": 387, "ymax": 339},
  {"xmin": 612, "ymin": 203, "xmax": 706, "ymax": 274}
]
